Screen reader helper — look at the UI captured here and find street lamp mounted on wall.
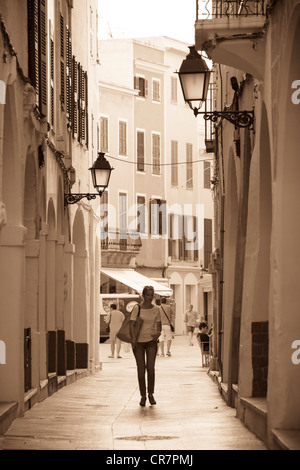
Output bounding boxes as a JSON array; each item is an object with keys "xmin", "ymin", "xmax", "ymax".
[
  {"xmin": 64, "ymin": 152, "xmax": 114, "ymax": 205},
  {"xmin": 177, "ymin": 46, "xmax": 254, "ymax": 129}
]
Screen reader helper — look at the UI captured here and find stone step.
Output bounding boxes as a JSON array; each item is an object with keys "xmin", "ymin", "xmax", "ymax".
[{"xmin": 0, "ymin": 402, "xmax": 18, "ymax": 435}]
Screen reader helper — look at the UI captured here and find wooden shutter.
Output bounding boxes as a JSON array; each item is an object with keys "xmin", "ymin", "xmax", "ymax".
[
  {"xmin": 186, "ymin": 143, "xmax": 193, "ymax": 188},
  {"xmin": 100, "ymin": 117, "xmax": 108, "ymax": 152},
  {"xmin": 85, "ymin": 71, "xmax": 88, "ymax": 147},
  {"xmin": 50, "ymin": 38, "xmax": 54, "ymax": 127},
  {"xmin": 137, "ymin": 196, "xmax": 146, "ymax": 233},
  {"xmin": 66, "ymin": 26, "xmax": 72, "ymax": 122},
  {"xmin": 171, "ymin": 140, "xmax": 178, "ymax": 186},
  {"xmin": 72, "ymin": 56, "xmax": 77, "ymax": 137},
  {"xmin": 137, "ymin": 131, "xmax": 144, "ymax": 171},
  {"xmin": 28, "ymin": 0, "xmax": 39, "ymax": 105},
  {"xmin": 119, "ymin": 121, "xmax": 127, "ymax": 155},
  {"xmin": 39, "ymin": 0, "xmax": 47, "ymax": 116},
  {"xmin": 60, "ymin": 14, "xmax": 65, "ymax": 109},
  {"xmin": 204, "ymin": 161, "xmax": 211, "ymax": 189},
  {"xmin": 159, "ymin": 199, "xmax": 167, "ymax": 236},
  {"xmin": 193, "ymin": 216, "xmax": 198, "ymax": 262},
  {"xmin": 204, "ymin": 218, "xmax": 212, "ymax": 268},
  {"xmin": 152, "ymin": 133, "xmax": 160, "ymax": 175}
]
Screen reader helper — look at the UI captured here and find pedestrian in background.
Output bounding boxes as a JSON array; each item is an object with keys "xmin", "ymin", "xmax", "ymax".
[
  {"xmin": 130, "ymin": 286, "xmax": 161, "ymax": 407},
  {"xmin": 106, "ymin": 304, "xmax": 125, "ymax": 358},
  {"xmin": 184, "ymin": 304, "xmax": 200, "ymax": 346},
  {"xmin": 158, "ymin": 297, "xmax": 175, "ymax": 357}
]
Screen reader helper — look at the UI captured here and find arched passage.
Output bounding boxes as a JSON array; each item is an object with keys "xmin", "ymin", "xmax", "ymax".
[{"xmin": 72, "ymin": 209, "xmax": 89, "ymax": 367}]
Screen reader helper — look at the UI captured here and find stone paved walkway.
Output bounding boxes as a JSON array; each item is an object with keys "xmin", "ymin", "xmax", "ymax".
[{"xmin": 0, "ymin": 335, "xmax": 268, "ymax": 451}]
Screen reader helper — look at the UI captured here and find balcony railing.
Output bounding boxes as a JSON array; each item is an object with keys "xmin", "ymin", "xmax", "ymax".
[
  {"xmin": 101, "ymin": 228, "xmax": 142, "ymax": 252},
  {"xmin": 197, "ymin": 0, "xmax": 266, "ymax": 20}
]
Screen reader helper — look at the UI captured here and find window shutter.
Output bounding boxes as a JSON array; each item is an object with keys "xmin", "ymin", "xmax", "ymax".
[
  {"xmin": 145, "ymin": 79, "xmax": 148, "ymax": 97},
  {"xmin": 50, "ymin": 38, "xmax": 54, "ymax": 127},
  {"xmin": 85, "ymin": 71, "xmax": 88, "ymax": 147},
  {"xmin": 204, "ymin": 218, "xmax": 212, "ymax": 268},
  {"xmin": 186, "ymin": 143, "xmax": 193, "ymax": 188},
  {"xmin": 137, "ymin": 131, "xmax": 144, "ymax": 171},
  {"xmin": 39, "ymin": 0, "xmax": 47, "ymax": 116},
  {"xmin": 159, "ymin": 199, "xmax": 167, "ymax": 236},
  {"xmin": 27, "ymin": 0, "xmax": 39, "ymax": 107},
  {"xmin": 171, "ymin": 140, "xmax": 178, "ymax": 186},
  {"xmin": 204, "ymin": 161, "xmax": 211, "ymax": 189},
  {"xmin": 60, "ymin": 14, "xmax": 65, "ymax": 109},
  {"xmin": 149, "ymin": 199, "xmax": 158, "ymax": 236},
  {"xmin": 72, "ymin": 56, "xmax": 77, "ymax": 137},
  {"xmin": 193, "ymin": 216, "xmax": 198, "ymax": 262},
  {"xmin": 66, "ymin": 26, "xmax": 72, "ymax": 122}
]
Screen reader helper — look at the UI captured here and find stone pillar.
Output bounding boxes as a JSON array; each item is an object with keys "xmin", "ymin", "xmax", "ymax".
[{"xmin": 0, "ymin": 225, "xmax": 26, "ymax": 415}]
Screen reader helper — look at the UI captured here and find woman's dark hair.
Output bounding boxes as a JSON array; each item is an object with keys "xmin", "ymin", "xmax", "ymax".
[
  {"xmin": 110, "ymin": 303, "xmax": 117, "ymax": 310},
  {"xmin": 142, "ymin": 285, "xmax": 154, "ymax": 296}
]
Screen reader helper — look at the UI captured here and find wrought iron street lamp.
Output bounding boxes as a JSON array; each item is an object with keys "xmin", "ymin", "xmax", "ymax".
[
  {"xmin": 178, "ymin": 46, "xmax": 254, "ymax": 129},
  {"xmin": 64, "ymin": 152, "xmax": 114, "ymax": 205}
]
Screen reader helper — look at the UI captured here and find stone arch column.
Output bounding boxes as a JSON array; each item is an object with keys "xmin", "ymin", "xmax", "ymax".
[
  {"xmin": 0, "ymin": 79, "xmax": 25, "ymax": 412},
  {"xmin": 73, "ymin": 208, "xmax": 89, "ymax": 368},
  {"xmin": 222, "ymin": 148, "xmax": 238, "ymax": 384},
  {"xmin": 268, "ymin": 7, "xmax": 300, "ymax": 432},
  {"xmin": 24, "ymin": 150, "xmax": 39, "ymax": 393}
]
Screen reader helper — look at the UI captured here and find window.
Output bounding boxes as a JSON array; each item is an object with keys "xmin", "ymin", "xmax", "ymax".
[
  {"xmin": 66, "ymin": 25, "xmax": 72, "ymax": 123},
  {"xmin": 50, "ymin": 37, "xmax": 54, "ymax": 127},
  {"xmin": 171, "ymin": 76, "xmax": 177, "ymax": 103},
  {"xmin": 186, "ymin": 143, "xmax": 193, "ymax": 188},
  {"xmin": 119, "ymin": 193, "xmax": 127, "ymax": 249},
  {"xmin": 100, "ymin": 191, "xmax": 109, "ymax": 248},
  {"xmin": 100, "ymin": 116, "xmax": 108, "ymax": 152},
  {"xmin": 171, "ymin": 140, "xmax": 178, "ymax": 186},
  {"xmin": 134, "ymin": 75, "xmax": 148, "ymax": 98},
  {"xmin": 152, "ymin": 78, "xmax": 160, "ymax": 102},
  {"xmin": 119, "ymin": 120, "xmax": 127, "ymax": 156},
  {"xmin": 149, "ymin": 199, "xmax": 167, "ymax": 236},
  {"xmin": 137, "ymin": 196, "xmax": 146, "ymax": 234},
  {"xmin": 204, "ymin": 218, "xmax": 212, "ymax": 269},
  {"xmin": 27, "ymin": 0, "xmax": 47, "ymax": 116},
  {"xmin": 168, "ymin": 214, "xmax": 198, "ymax": 262},
  {"xmin": 203, "ymin": 161, "xmax": 211, "ymax": 189},
  {"xmin": 152, "ymin": 133, "xmax": 161, "ymax": 175},
  {"xmin": 137, "ymin": 130, "xmax": 145, "ymax": 171}
]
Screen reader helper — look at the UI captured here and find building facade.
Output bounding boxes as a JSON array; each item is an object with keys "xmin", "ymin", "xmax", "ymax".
[
  {"xmin": 0, "ymin": 0, "xmax": 101, "ymax": 428},
  {"xmin": 98, "ymin": 36, "xmax": 214, "ymax": 334},
  {"xmin": 195, "ymin": 0, "xmax": 300, "ymax": 449}
]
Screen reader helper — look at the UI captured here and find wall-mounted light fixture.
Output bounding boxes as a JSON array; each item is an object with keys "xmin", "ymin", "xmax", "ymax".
[
  {"xmin": 178, "ymin": 46, "xmax": 254, "ymax": 129},
  {"xmin": 64, "ymin": 152, "xmax": 114, "ymax": 205}
]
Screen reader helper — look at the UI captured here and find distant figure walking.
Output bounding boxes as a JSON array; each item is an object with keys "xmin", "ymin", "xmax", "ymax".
[
  {"xmin": 158, "ymin": 297, "xmax": 175, "ymax": 357},
  {"xmin": 184, "ymin": 304, "xmax": 200, "ymax": 346},
  {"xmin": 130, "ymin": 286, "xmax": 162, "ymax": 407},
  {"xmin": 106, "ymin": 304, "xmax": 125, "ymax": 358}
]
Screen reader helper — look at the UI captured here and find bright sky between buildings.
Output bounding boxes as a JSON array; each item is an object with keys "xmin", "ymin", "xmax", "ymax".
[{"xmin": 98, "ymin": 0, "xmax": 196, "ymax": 45}]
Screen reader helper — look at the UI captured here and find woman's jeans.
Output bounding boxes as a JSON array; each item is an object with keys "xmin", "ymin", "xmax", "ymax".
[{"xmin": 133, "ymin": 340, "xmax": 158, "ymax": 396}]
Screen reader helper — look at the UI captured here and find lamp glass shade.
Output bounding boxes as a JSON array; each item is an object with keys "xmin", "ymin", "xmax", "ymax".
[
  {"xmin": 178, "ymin": 46, "xmax": 211, "ymax": 110},
  {"xmin": 89, "ymin": 152, "xmax": 114, "ymax": 193}
]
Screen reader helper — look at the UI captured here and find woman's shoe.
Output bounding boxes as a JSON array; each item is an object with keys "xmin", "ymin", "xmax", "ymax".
[
  {"xmin": 139, "ymin": 396, "xmax": 146, "ymax": 407},
  {"xmin": 148, "ymin": 394, "xmax": 156, "ymax": 405}
]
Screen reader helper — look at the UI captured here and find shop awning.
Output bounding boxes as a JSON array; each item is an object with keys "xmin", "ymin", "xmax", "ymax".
[
  {"xmin": 101, "ymin": 268, "xmax": 173, "ymax": 296},
  {"xmin": 198, "ymin": 273, "xmax": 213, "ymax": 292}
]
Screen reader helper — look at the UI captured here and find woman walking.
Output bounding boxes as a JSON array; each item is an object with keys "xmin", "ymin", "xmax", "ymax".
[{"xmin": 130, "ymin": 286, "xmax": 161, "ymax": 407}]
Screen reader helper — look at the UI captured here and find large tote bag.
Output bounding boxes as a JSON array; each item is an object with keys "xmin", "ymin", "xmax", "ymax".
[{"xmin": 116, "ymin": 305, "xmax": 143, "ymax": 343}]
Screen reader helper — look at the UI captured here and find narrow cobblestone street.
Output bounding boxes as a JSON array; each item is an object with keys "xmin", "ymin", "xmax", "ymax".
[{"xmin": 0, "ymin": 335, "xmax": 267, "ymax": 451}]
